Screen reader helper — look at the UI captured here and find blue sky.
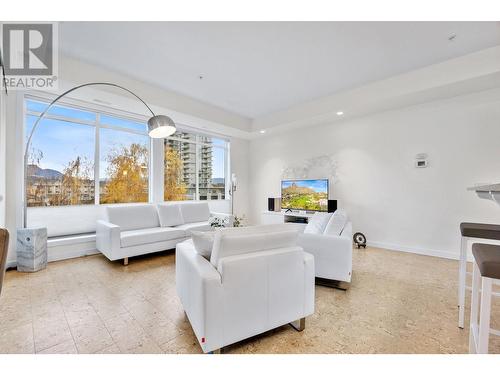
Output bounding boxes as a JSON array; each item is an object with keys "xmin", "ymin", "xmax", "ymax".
[
  {"xmin": 282, "ymin": 179, "xmax": 328, "ymax": 193},
  {"xmin": 26, "ymin": 114, "xmax": 96, "ymax": 173},
  {"xmin": 26, "ymin": 100, "xmax": 225, "ymax": 179}
]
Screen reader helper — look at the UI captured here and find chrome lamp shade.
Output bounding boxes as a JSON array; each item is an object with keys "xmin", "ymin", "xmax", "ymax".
[{"xmin": 148, "ymin": 115, "xmax": 177, "ymax": 138}]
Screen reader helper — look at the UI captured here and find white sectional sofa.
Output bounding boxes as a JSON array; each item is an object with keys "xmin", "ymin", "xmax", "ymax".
[
  {"xmin": 176, "ymin": 224, "xmax": 315, "ymax": 353},
  {"xmin": 96, "ymin": 202, "xmax": 232, "ymax": 264}
]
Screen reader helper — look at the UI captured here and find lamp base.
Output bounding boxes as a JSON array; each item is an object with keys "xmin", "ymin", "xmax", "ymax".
[{"xmin": 16, "ymin": 227, "xmax": 47, "ymax": 272}]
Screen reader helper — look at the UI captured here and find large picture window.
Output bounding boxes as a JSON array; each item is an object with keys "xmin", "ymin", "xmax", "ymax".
[
  {"xmin": 164, "ymin": 132, "xmax": 228, "ymax": 201},
  {"xmin": 25, "ymin": 96, "xmax": 230, "ymax": 208},
  {"xmin": 25, "ymin": 98, "xmax": 150, "ymax": 207}
]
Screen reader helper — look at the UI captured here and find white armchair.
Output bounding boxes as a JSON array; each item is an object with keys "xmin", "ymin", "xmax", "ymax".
[
  {"xmin": 176, "ymin": 226, "xmax": 315, "ymax": 353},
  {"xmin": 297, "ymin": 210, "xmax": 353, "ymax": 285},
  {"xmin": 298, "ymin": 222, "xmax": 352, "ymax": 283}
]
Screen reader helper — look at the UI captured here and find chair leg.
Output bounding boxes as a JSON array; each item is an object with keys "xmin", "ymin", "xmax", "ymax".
[
  {"xmin": 458, "ymin": 236, "xmax": 467, "ymax": 328},
  {"xmin": 478, "ymin": 277, "xmax": 492, "ymax": 354},
  {"xmin": 290, "ymin": 317, "xmax": 306, "ymax": 332},
  {"xmin": 123, "ymin": 257, "xmax": 129, "ymax": 266},
  {"xmin": 469, "ymin": 261, "xmax": 481, "ymax": 353}
]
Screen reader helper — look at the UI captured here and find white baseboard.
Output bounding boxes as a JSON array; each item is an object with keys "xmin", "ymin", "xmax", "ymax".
[
  {"xmin": 47, "ymin": 246, "xmax": 99, "ymax": 263},
  {"xmin": 6, "ymin": 238, "xmax": 99, "ymax": 269},
  {"xmin": 367, "ymin": 240, "xmax": 459, "ymax": 260}
]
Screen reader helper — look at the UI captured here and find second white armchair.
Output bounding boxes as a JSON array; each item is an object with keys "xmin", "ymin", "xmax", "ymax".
[{"xmin": 298, "ymin": 209, "xmax": 353, "ymax": 284}]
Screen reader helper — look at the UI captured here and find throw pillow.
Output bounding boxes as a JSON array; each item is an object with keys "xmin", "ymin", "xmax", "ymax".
[
  {"xmin": 324, "ymin": 209, "xmax": 348, "ymax": 236},
  {"xmin": 157, "ymin": 204, "xmax": 184, "ymax": 227},
  {"xmin": 191, "ymin": 230, "xmax": 216, "ymax": 259},
  {"xmin": 304, "ymin": 212, "xmax": 333, "ymax": 234}
]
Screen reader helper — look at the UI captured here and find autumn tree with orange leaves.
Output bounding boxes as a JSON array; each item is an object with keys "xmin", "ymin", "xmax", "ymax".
[
  {"xmin": 100, "ymin": 143, "xmax": 149, "ymax": 204},
  {"xmin": 59, "ymin": 156, "xmax": 93, "ymax": 205}
]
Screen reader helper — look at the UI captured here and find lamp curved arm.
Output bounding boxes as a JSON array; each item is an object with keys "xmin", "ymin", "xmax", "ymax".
[{"xmin": 23, "ymin": 82, "xmax": 157, "ymax": 228}]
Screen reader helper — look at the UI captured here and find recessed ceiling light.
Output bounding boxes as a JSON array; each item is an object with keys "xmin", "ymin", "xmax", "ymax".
[
  {"xmin": 336, "ymin": 111, "xmax": 344, "ymax": 116},
  {"xmin": 259, "ymin": 130, "xmax": 266, "ymax": 134}
]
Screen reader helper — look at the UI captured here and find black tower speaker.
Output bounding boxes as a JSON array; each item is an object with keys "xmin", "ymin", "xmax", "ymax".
[
  {"xmin": 268, "ymin": 198, "xmax": 275, "ymax": 212},
  {"xmin": 268, "ymin": 197, "xmax": 280, "ymax": 212},
  {"xmin": 327, "ymin": 200, "xmax": 337, "ymax": 213}
]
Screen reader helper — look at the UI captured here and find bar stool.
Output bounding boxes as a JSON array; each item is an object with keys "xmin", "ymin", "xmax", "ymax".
[
  {"xmin": 469, "ymin": 243, "xmax": 500, "ymax": 353},
  {"xmin": 459, "ymin": 223, "xmax": 500, "ymax": 328}
]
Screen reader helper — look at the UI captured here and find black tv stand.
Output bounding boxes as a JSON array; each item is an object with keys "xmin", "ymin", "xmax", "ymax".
[
  {"xmin": 261, "ymin": 211, "xmax": 315, "ymax": 225},
  {"xmin": 284, "ymin": 215, "xmax": 308, "ymax": 224}
]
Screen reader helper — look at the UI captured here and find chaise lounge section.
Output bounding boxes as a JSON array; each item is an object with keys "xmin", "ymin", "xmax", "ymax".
[{"xmin": 96, "ymin": 202, "xmax": 232, "ymax": 264}]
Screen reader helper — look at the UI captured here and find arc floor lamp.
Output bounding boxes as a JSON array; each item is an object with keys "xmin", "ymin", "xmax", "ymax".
[{"xmin": 23, "ymin": 82, "xmax": 177, "ymax": 228}]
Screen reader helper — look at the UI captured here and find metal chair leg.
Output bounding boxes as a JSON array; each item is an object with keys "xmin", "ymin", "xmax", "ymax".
[
  {"xmin": 478, "ymin": 277, "xmax": 493, "ymax": 353},
  {"xmin": 458, "ymin": 236, "xmax": 467, "ymax": 328},
  {"xmin": 123, "ymin": 257, "xmax": 129, "ymax": 266},
  {"xmin": 290, "ymin": 317, "xmax": 306, "ymax": 332},
  {"xmin": 469, "ymin": 262, "xmax": 481, "ymax": 353}
]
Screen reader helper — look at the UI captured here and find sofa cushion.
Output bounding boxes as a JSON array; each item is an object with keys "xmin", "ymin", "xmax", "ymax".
[
  {"xmin": 210, "ymin": 226, "xmax": 299, "ymax": 267},
  {"xmin": 157, "ymin": 203, "xmax": 184, "ymax": 227},
  {"xmin": 120, "ymin": 227, "xmax": 186, "ymax": 247},
  {"xmin": 106, "ymin": 204, "xmax": 160, "ymax": 231},
  {"xmin": 324, "ymin": 209, "xmax": 348, "ymax": 236},
  {"xmin": 191, "ymin": 231, "xmax": 216, "ymax": 259},
  {"xmin": 304, "ymin": 212, "xmax": 333, "ymax": 234},
  {"xmin": 179, "ymin": 202, "xmax": 210, "ymax": 224},
  {"xmin": 175, "ymin": 221, "xmax": 212, "ymax": 233}
]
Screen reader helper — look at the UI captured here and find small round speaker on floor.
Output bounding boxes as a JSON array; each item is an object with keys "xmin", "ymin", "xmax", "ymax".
[{"xmin": 353, "ymin": 232, "xmax": 366, "ymax": 249}]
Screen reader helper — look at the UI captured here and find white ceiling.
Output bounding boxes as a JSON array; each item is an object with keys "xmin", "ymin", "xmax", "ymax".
[{"xmin": 59, "ymin": 22, "xmax": 500, "ymax": 119}]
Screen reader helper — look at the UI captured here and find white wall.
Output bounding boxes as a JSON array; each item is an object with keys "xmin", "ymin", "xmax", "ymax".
[
  {"xmin": 249, "ymin": 88, "xmax": 500, "ymax": 259},
  {"xmin": 58, "ymin": 56, "xmax": 251, "ymax": 135},
  {"xmin": 229, "ymin": 137, "xmax": 250, "ymax": 222},
  {"xmin": 4, "ymin": 92, "xmax": 22, "ymax": 267}
]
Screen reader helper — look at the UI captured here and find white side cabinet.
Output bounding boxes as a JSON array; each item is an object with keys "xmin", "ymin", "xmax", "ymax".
[
  {"xmin": 261, "ymin": 211, "xmax": 314, "ymax": 225},
  {"xmin": 261, "ymin": 211, "xmax": 285, "ymax": 224}
]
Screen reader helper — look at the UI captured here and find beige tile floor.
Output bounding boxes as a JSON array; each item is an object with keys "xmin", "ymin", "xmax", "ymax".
[{"xmin": 1, "ymin": 246, "xmax": 499, "ymax": 354}]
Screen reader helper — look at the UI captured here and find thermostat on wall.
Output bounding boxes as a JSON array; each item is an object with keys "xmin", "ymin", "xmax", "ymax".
[
  {"xmin": 415, "ymin": 153, "xmax": 428, "ymax": 168},
  {"xmin": 415, "ymin": 160, "xmax": 428, "ymax": 168}
]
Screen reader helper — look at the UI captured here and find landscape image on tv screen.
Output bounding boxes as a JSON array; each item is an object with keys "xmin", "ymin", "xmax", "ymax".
[{"xmin": 281, "ymin": 179, "xmax": 329, "ymax": 212}]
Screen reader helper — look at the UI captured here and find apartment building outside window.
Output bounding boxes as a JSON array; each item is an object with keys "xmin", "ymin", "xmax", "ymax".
[{"xmin": 164, "ymin": 132, "xmax": 228, "ymax": 201}]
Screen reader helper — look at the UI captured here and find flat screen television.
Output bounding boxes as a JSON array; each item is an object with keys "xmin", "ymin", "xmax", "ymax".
[{"xmin": 281, "ymin": 179, "xmax": 329, "ymax": 212}]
